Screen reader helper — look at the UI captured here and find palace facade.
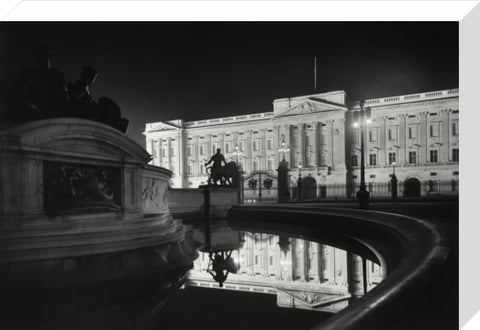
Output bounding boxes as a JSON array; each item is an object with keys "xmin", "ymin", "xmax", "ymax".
[{"xmin": 144, "ymin": 88, "xmax": 459, "ymax": 197}]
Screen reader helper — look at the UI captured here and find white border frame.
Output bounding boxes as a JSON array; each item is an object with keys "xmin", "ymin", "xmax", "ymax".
[{"xmin": 1, "ymin": 1, "xmax": 479, "ymax": 328}]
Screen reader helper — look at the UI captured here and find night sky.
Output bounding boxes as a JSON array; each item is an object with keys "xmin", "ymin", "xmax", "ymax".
[{"xmin": 0, "ymin": 22, "xmax": 458, "ymax": 147}]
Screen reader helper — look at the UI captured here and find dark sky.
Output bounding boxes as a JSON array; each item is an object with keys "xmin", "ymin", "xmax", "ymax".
[{"xmin": 0, "ymin": 22, "xmax": 458, "ymax": 147}]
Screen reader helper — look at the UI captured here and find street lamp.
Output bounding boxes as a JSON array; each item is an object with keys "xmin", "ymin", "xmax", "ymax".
[
  {"xmin": 232, "ymin": 144, "xmax": 243, "ymax": 164},
  {"xmin": 352, "ymin": 100, "xmax": 372, "ymax": 209},
  {"xmin": 278, "ymin": 139, "xmax": 290, "ymax": 162}
]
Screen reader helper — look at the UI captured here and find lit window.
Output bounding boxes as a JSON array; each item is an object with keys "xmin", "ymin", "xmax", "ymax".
[
  {"xmin": 351, "ymin": 155, "xmax": 358, "ymax": 167},
  {"xmin": 452, "ymin": 122, "xmax": 458, "ymax": 136},
  {"xmin": 408, "ymin": 126, "xmax": 417, "ymax": 139},
  {"xmin": 452, "ymin": 148, "xmax": 459, "ymax": 162},
  {"xmin": 409, "ymin": 151, "xmax": 417, "ymax": 164},
  {"xmin": 389, "ymin": 152, "xmax": 396, "ymax": 164},
  {"xmin": 267, "ymin": 160, "xmax": 273, "ymax": 171}
]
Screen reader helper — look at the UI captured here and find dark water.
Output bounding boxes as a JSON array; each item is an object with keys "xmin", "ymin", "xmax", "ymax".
[{"xmin": 0, "ymin": 220, "xmax": 382, "ymax": 330}]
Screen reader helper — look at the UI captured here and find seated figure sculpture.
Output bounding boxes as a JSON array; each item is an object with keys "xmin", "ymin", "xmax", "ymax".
[
  {"xmin": 2, "ymin": 43, "xmax": 69, "ymax": 124},
  {"xmin": 67, "ymin": 67, "xmax": 129, "ymax": 133},
  {"xmin": 1, "ymin": 43, "xmax": 129, "ymax": 133}
]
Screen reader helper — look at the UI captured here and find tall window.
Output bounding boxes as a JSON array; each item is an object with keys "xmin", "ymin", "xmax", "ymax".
[
  {"xmin": 253, "ymin": 141, "xmax": 258, "ymax": 151},
  {"xmin": 351, "ymin": 155, "xmax": 358, "ymax": 167},
  {"xmin": 255, "ymin": 255, "xmax": 258, "ymax": 265},
  {"xmin": 152, "ymin": 149, "xmax": 157, "ymax": 157},
  {"xmin": 200, "ymin": 165, "xmax": 204, "ymax": 174},
  {"xmin": 187, "ymin": 146, "xmax": 192, "ymax": 156},
  {"xmin": 162, "ymin": 148, "xmax": 166, "ymax": 157},
  {"xmin": 200, "ymin": 145, "xmax": 204, "ymax": 155},
  {"xmin": 369, "ymin": 154, "xmax": 377, "ymax": 166},
  {"xmin": 408, "ymin": 126, "xmax": 417, "ymax": 139},
  {"xmin": 253, "ymin": 161, "xmax": 258, "ymax": 171},
  {"xmin": 430, "ymin": 150, "xmax": 438, "ymax": 163},
  {"xmin": 452, "ymin": 122, "xmax": 458, "ymax": 136},
  {"xmin": 452, "ymin": 148, "xmax": 459, "ymax": 161},
  {"xmin": 388, "ymin": 152, "xmax": 396, "ymax": 164},
  {"xmin": 267, "ymin": 139, "xmax": 273, "ymax": 150},
  {"xmin": 369, "ymin": 129, "xmax": 377, "ymax": 142},
  {"xmin": 409, "ymin": 151, "xmax": 417, "ymax": 164},
  {"xmin": 225, "ymin": 143, "xmax": 230, "ymax": 153},
  {"xmin": 388, "ymin": 128, "xmax": 397, "ymax": 140},
  {"xmin": 430, "ymin": 124, "xmax": 438, "ymax": 137},
  {"xmin": 267, "ymin": 160, "xmax": 273, "ymax": 171},
  {"xmin": 269, "ymin": 256, "xmax": 273, "ymax": 266},
  {"xmin": 212, "ymin": 144, "xmax": 217, "ymax": 154},
  {"xmin": 170, "ymin": 147, "xmax": 175, "ymax": 156}
]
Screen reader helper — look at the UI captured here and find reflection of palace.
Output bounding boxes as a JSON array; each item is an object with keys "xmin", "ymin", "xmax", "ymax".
[
  {"xmin": 186, "ymin": 233, "xmax": 383, "ymax": 313},
  {"xmin": 144, "ymin": 88, "xmax": 458, "ymax": 197}
]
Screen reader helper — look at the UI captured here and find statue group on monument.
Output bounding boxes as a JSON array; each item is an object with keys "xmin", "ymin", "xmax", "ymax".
[
  {"xmin": 0, "ymin": 43, "xmax": 128, "ymax": 132},
  {"xmin": 205, "ymin": 148, "xmax": 239, "ymax": 186}
]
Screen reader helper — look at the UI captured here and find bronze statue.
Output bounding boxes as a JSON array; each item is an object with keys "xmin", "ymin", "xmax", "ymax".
[
  {"xmin": 9, "ymin": 43, "xmax": 69, "ymax": 122},
  {"xmin": 2, "ymin": 43, "xmax": 129, "ymax": 133},
  {"xmin": 205, "ymin": 149, "xmax": 238, "ymax": 186}
]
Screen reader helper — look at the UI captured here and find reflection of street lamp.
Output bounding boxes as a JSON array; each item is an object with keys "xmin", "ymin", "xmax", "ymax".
[
  {"xmin": 297, "ymin": 163, "xmax": 303, "ymax": 202},
  {"xmin": 278, "ymin": 139, "xmax": 290, "ymax": 162},
  {"xmin": 353, "ymin": 100, "xmax": 372, "ymax": 209}
]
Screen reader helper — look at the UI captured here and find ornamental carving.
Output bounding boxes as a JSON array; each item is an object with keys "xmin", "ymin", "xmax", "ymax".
[
  {"xmin": 44, "ymin": 162, "xmax": 121, "ymax": 216},
  {"xmin": 142, "ymin": 178, "xmax": 169, "ymax": 212}
]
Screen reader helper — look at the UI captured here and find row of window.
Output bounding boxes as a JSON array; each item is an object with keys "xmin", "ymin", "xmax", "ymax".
[
  {"xmin": 351, "ymin": 148, "xmax": 459, "ymax": 166},
  {"xmin": 366, "ymin": 122, "xmax": 458, "ymax": 142}
]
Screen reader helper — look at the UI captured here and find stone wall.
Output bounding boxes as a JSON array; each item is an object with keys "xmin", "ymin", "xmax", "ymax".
[{"xmin": 169, "ymin": 187, "xmax": 239, "ymax": 220}]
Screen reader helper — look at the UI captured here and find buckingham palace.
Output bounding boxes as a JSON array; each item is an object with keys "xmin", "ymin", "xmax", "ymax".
[{"xmin": 144, "ymin": 88, "xmax": 459, "ymax": 199}]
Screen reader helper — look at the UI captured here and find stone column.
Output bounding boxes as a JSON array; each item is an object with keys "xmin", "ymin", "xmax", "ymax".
[
  {"xmin": 273, "ymin": 125, "xmax": 280, "ymax": 166},
  {"xmin": 246, "ymin": 130, "xmax": 253, "ymax": 173},
  {"xmin": 283, "ymin": 124, "xmax": 292, "ymax": 166},
  {"xmin": 261, "ymin": 129, "xmax": 267, "ymax": 170},
  {"xmin": 319, "ymin": 123, "xmax": 327, "ymax": 167},
  {"xmin": 312, "ymin": 122, "xmax": 319, "ymax": 167},
  {"xmin": 441, "ymin": 109, "xmax": 451, "ymax": 162},
  {"xmin": 156, "ymin": 138, "xmax": 162, "ymax": 166},
  {"xmin": 334, "ymin": 118, "xmax": 346, "ymax": 170},
  {"xmin": 298, "ymin": 123, "xmax": 305, "ymax": 167},
  {"xmin": 319, "ymin": 244, "xmax": 329, "ymax": 283},
  {"xmin": 194, "ymin": 136, "xmax": 199, "ymax": 175},
  {"xmin": 166, "ymin": 137, "xmax": 171, "ymax": 172},
  {"xmin": 326, "ymin": 120, "xmax": 335, "ymax": 169},
  {"xmin": 347, "ymin": 253, "xmax": 365, "ymax": 300},
  {"xmin": 398, "ymin": 114, "xmax": 407, "ymax": 164},
  {"xmin": 379, "ymin": 116, "xmax": 387, "ymax": 165},
  {"xmin": 419, "ymin": 111, "xmax": 429, "ymax": 164},
  {"xmin": 178, "ymin": 130, "xmax": 184, "ymax": 184},
  {"xmin": 219, "ymin": 132, "xmax": 225, "ymax": 154}
]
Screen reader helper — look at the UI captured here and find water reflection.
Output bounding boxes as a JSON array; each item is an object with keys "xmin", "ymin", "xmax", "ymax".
[{"xmin": 186, "ymin": 221, "xmax": 383, "ymax": 313}]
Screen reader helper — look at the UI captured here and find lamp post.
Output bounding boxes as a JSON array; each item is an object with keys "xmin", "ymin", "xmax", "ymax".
[
  {"xmin": 390, "ymin": 161, "xmax": 398, "ymax": 199},
  {"xmin": 353, "ymin": 100, "xmax": 371, "ymax": 209},
  {"xmin": 232, "ymin": 144, "xmax": 243, "ymax": 166},
  {"xmin": 277, "ymin": 139, "xmax": 290, "ymax": 203}
]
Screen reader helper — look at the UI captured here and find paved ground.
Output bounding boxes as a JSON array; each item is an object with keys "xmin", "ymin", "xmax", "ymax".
[{"xmin": 270, "ymin": 201, "xmax": 459, "ymax": 330}]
